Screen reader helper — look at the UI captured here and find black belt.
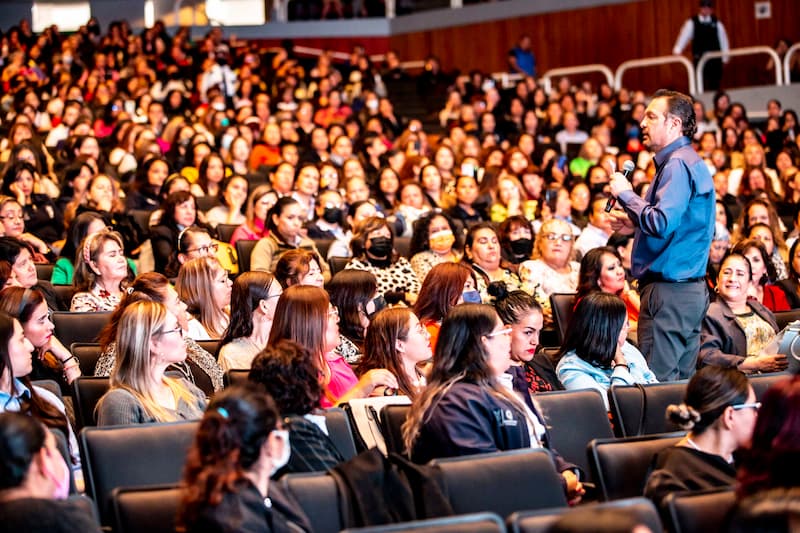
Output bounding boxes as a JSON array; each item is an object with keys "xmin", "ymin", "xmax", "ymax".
[{"xmin": 639, "ymin": 272, "xmax": 705, "ymax": 288}]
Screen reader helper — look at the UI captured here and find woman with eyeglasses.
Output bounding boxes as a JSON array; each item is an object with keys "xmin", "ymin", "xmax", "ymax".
[
  {"xmin": 556, "ymin": 292, "xmax": 657, "ymax": 408},
  {"xmin": 177, "ymin": 383, "xmax": 311, "ymax": 532},
  {"xmin": 93, "ymin": 273, "xmax": 224, "ymax": 396},
  {"xmin": 268, "ymin": 285, "xmax": 397, "ymax": 408},
  {"xmin": 70, "ymin": 229, "xmax": 133, "ymax": 312},
  {"xmin": 0, "ymin": 196, "xmax": 53, "ymax": 262},
  {"xmin": 461, "ymin": 222, "xmax": 520, "ymax": 302},
  {"xmin": 326, "ymin": 269, "xmax": 382, "ymax": 365},
  {"xmin": 644, "ymin": 366, "xmax": 757, "ymax": 513},
  {"xmin": 217, "ymin": 272, "xmax": 282, "ymax": 372},
  {"xmin": 403, "ymin": 304, "xmax": 584, "ymax": 503},
  {"xmin": 413, "ymin": 262, "xmax": 479, "ymax": 353},
  {"xmin": 96, "ymin": 300, "xmax": 207, "ymax": 426},
  {"xmin": 524, "ymin": 218, "xmax": 580, "ymax": 323},
  {"xmin": 176, "ymin": 256, "xmax": 231, "ymax": 340},
  {"xmin": 0, "ymin": 287, "xmax": 81, "ymax": 389}
]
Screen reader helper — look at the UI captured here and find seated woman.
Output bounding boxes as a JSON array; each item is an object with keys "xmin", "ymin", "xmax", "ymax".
[
  {"xmin": 346, "ymin": 216, "xmax": 421, "ymax": 305},
  {"xmin": 0, "ymin": 307, "xmax": 80, "ymax": 469},
  {"xmin": 699, "ymin": 252, "xmax": 788, "ymax": 374},
  {"xmin": 462, "ymin": 222, "xmax": 521, "ymax": 302},
  {"xmin": 176, "ymin": 256, "xmax": 232, "ymax": 340},
  {"xmin": 251, "ymin": 197, "xmax": 330, "ymax": 280},
  {"xmin": 268, "ymin": 285, "xmax": 396, "ymax": 408},
  {"xmin": 776, "ymin": 239, "xmax": 800, "ymax": 308},
  {"xmin": 408, "ymin": 211, "xmax": 461, "ymax": 283},
  {"xmin": 326, "ymin": 200, "xmax": 379, "ymax": 260},
  {"xmin": 126, "ymin": 157, "xmax": 169, "ymax": 211},
  {"xmin": 1, "ymin": 161, "xmax": 62, "ymax": 246},
  {"xmin": 413, "ymin": 262, "xmax": 479, "ymax": 352},
  {"xmin": 556, "ymin": 292, "xmax": 657, "ymax": 408},
  {"xmin": 177, "ymin": 384, "xmax": 311, "ymax": 532},
  {"xmin": 70, "ymin": 229, "xmax": 133, "ymax": 312},
  {"xmin": 274, "ymin": 249, "xmax": 325, "ymax": 289},
  {"xmin": 577, "ymin": 246, "xmax": 640, "ymax": 339},
  {"xmin": 205, "ymin": 175, "xmax": 248, "ymax": 228},
  {"xmin": 525, "ymin": 218, "xmax": 580, "ymax": 322},
  {"xmin": 96, "ymin": 301, "xmax": 207, "ymax": 426},
  {"xmin": 229, "ymin": 185, "xmax": 275, "ymax": 245},
  {"xmin": 0, "ymin": 413, "xmax": 101, "ymax": 532},
  {"xmin": 53, "ymin": 211, "xmax": 138, "ymax": 286},
  {"xmin": 402, "ymin": 304, "xmax": 584, "ymax": 503},
  {"xmin": 151, "ymin": 191, "xmax": 216, "ymax": 276},
  {"xmin": 327, "ymin": 269, "xmax": 382, "ymax": 365},
  {"xmin": 0, "ymin": 237, "xmax": 62, "ymax": 311},
  {"xmin": 249, "ymin": 341, "xmax": 346, "ymax": 476},
  {"xmin": 491, "ymin": 283, "xmax": 563, "ymax": 393},
  {"xmin": 93, "ymin": 273, "xmax": 224, "ymax": 396},
  {"xmin": 359, "ymin": 307, "xmax": 431, "ymax": 398},
  {"xmin": 732, "ymin": 238, "xmax": 790, "ymax": 312},
  {"xmin": 498, "ymin": 215, "xmax": 535, "ymax": 269},
  {"xmin": 0, "ymin": 287, "xmax": 81, "ymax": 388},
  {"xmin": 644, "ymin": 366, "xmax": 757, "ymax": 512},
  {"xmin": 0, "ymin": 196, "xmax": 53, "ymax": 262},
  {"xmin": 217, "ymin": 271, "xmax": 282, "ymax": 372},
  {"xmin": 490, "ymin": 174, "xmax": 536, "ymax": 223}
]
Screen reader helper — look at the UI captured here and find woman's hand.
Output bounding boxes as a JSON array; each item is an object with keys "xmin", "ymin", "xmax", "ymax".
[
  {"xmin": 739, "ymin": 354, "xmax": 788, "ymax": 374},
  {"xmin": 43, "ymin": 335, "xmax": 71, "ymax": 363},
  {"xmin": 20, "ymin": 233, "xmax": 49, "ymax": 255},
  {"xmin": 358, "ymin": 369, "xmax": 399, "ymax": 397},
  {"xmin": 562, "ymin": 470, "xmax": 585, "ymax": 505}
]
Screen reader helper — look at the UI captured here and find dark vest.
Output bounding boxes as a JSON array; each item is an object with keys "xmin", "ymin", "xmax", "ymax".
[{"xmin": 692, "ymin": 15, "xmax": 721, "ymax": 60}]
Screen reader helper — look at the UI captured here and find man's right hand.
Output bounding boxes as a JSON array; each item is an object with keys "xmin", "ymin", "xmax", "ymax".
[{"xmin": 609, "ymin": 208, "xmax": 635, "ymax": 235}]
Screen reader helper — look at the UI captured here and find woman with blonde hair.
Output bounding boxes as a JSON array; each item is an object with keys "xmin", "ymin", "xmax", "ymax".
[
  {"xmin": 70, "ymin": 229, "xmax": 132, "ymax": 312},
  {"xmin": 176, "ymin": 256, "xmax": 231, "ymax": 340},
  {"xmin": 268, "ymin": 285, "xmax": 397, "ymax": 408},
  {"xmin": 229, "ymin": 184, "xmax": 276, "ymax": 245},
  {"xmin": 96, "ymin": 300, "xmax": 207, "ymax": 426}
]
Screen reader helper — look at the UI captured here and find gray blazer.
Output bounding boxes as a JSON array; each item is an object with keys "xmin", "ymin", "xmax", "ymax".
[{"xmin": 699, "ymin": 299, "xmax": 778, "ymax": 368}]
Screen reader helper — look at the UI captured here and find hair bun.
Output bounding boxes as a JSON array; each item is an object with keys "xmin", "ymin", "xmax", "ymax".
[
  {"xmin": 487, "ymin": 281, "xmax": 508, "ymax": 301},
  {"xmin": 666, "ymin": 403, "xmax": 701, "ymax": 430}
]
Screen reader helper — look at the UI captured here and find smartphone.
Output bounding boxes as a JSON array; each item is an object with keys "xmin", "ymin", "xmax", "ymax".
[
  {"xmin": 460, "ymin": 163, "xmax": 475, "ymax": 177},
  {"xmin": 557, "ymin": 155, "xmax": 568, "ymax": 171}
]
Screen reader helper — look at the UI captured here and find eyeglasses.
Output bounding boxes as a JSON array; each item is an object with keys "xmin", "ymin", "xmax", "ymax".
[
  {"xmin": 187, "ymin": 243, "xmax": 219, "ymax": 255},
  {"xmin": 544, "ymin": 233, "xmax": 573, "ymax": 242},
  {"xmin": 732, "ymin": 402, "xmax": 761, "ymax": 412},
  {"xmin": 328, "ymin": 307, "xmax": 339, "ymax": 318},
  {"xmin": 158, "ymin": 327, "xmax": 183, "ymax": 338},
  {"xmin": 0, "ymin": 213, "xmax": 24, "ymax": 222},
  {"xmin": 485, "ymin": 326, "xmax": 512, "ymax": 338}
]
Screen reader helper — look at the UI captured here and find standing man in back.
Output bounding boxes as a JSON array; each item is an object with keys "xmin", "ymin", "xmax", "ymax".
[
  {"xmin": 673, "ymin": 0, "xmax": 730, "ymax": 90},
  {"xmin": 608, "ymin": 90, "xmax": 715, "ymax": 381}
]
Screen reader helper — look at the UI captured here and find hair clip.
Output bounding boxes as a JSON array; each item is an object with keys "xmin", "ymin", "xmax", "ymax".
[
  {"xmin": 126, "ymin": 286, "xmax": 134, "ymax": 295},
  {"xmin": 216, "ymin": 407, "xmax": 229, "ymax": 419}
]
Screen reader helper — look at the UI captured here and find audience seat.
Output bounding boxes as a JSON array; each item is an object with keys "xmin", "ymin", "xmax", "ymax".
[
  {"xmin": 111, "ymin": 485, "xmax": 180, "ymax": 533},
  {"xmin": 549, "ymin": 293, "xmax": 576, "ymax": 346},
  {"xmin": 431, "ymin": 449, "xmax": 567, "ymax": 517},
  {"xmin": 506, "ymin": 497, "xmax": 662, "ymax": 533},
  {"xmin": 322, "ymin": 407, "xmax": 358, "ymax": 461},
  {"xmin": 128, "ymin": 209, "xmax": 154, "ymax": 233},
  {"xmin": 588, "ymin": 433, "xmax": 684, "ymax": 501},
  {"xmin": 608, "ymin": 381, "xmax": 687, "ymax": 437},
  {"xmin": 35, "ymin": 262, "xmax": 54, "ymax": 282},
  {"xmin": 380, "ymin": 404, "xmax": 410, "ymax": 456},
  {"xmin": 394, "ymin": 237, "xmax": 411, "ymax": 258},
  {"xmin": 80, "ymin": 420, "xmax": 198, "ymax": 525},
  {"xmin": 665, "ymin": 488, "xmax": 736, "ymax": 533},
  {"xmin": 535, "ymin": 388, "xmax": 614, "ymax": 480},
  {"xmin": 281, "ymin": 472, "xmax": 344, "ymax": 533},
  {"xmin": 32, "ymin": 379, "xmax": 62, "ymax": 400},
  {"xmin": 223, "ymin": 369, "xmax": 249, "ymax": 388},
  {"xmin": 750, "ymin": 371, "xmax": 791, "ymax": 400},
  {"xmin": 195, "ymin": 195, "xmax": 219, "ymax": 212},
  {"xmin": 52, "ymin": 311, "xmax": 112, "ymax": 349},
  {"xmin": 340, "ymin": 512, "xmax": 505, "ymax": 532},
  {"xmin": 52, "ymin": 284, "xmax": 75, "ymax": 308},
  {"xmin": 215, "ymin": 223, "xmax": 239, "ymax": 243},
  {"xmin": 72, "ymin": 376, "xmax": 111, "ymax": 431},
  {"xmin": 772, "ymin": 309, "xmax": 800, "ymax": 331},
  {"xmin": 314, "ymin": 238, "xmax": 335, "ymax": 259},
  {"xmin": 194, "ymin": 339, "xmax": 220, "ymax": 356},
  {"xmin": 70, "ymin": 342, "xmax": 104, "ymax": 376},
  {"xmin": 329, "ymin": 256, "xmax": 350, "ymax": 277},
  {"xmin": 235, "ymin": 239, "xmax": 259, "ymax": 272}
]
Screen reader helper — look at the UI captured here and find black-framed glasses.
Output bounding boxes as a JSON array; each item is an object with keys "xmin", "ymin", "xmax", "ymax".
[
  {"xmin": 158, "ymin": 327, "xmax": 184, "ymax": 338},
  {"xmin": 187, "ymin": 243, "xmax": 219, "ymax": 255}
]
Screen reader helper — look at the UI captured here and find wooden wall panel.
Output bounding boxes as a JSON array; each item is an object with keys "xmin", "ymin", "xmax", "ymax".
[{"xmin": 388, "ymin": 0, "xmax": 800, "ymax": 93}]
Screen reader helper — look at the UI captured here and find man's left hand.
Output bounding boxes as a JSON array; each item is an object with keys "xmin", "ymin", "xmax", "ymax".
[{"xmin": 609, "ymin": 171, "xmax": 634, "ymax": 197}]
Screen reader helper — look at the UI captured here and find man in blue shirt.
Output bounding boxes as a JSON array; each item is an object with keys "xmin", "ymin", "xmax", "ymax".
[
  {"xmin": 609, "ymin": 89, "xmax": 715, "ymax": 381},
  {"xmin": 508, "ymin": 35, "xmax": 536, "ymax": 78}
]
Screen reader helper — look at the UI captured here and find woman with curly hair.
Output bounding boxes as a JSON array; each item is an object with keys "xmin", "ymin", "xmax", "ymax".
[
  {"xmin": 177, "ymin": 383, "xmax": 311, "ymax": 532},
  {"xmin": 249, "ymin": 341, "xmax": 346, "ymax": 476}
]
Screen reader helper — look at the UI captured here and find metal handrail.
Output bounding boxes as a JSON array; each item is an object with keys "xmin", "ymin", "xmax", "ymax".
[
  {"xmin": 540, "ymin": 64, "xmax": 614, "ymax": 95},
  {"xmin": 784, "ymin": 42, "xmax": 800, "ymax": 84},
  {"xmin": 614, "ymin": 55, "xmax": 696, "ymax": 94},
  {"xmin": 696, "ymin": 46, "xmax": 783, "ymax": 93}
]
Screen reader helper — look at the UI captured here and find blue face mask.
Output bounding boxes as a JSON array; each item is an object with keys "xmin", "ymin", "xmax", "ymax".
[{"xmin": 461, "ymin": 290, "xmax": 482, "ymax": 304}]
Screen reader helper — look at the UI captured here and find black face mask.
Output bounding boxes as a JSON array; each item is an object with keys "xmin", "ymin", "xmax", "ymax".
[
  {"xmin": 509, "ymin": 237, "xmax": 533, "ymax": 257},
  {"xmin": 367, "ymin": 236, "xmax": 393, "ymax": 258},
  {"xmin": 322, "ymin": 207, "xmax": 343, "ymax": 225}
]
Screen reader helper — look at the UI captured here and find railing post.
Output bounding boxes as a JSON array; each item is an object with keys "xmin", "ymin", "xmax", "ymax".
[
  {"xmin": 697, "ymin": 46, "xmax": 783, "ymax": 93},
  {"xmin": 385, "ymin": 0, "xmax": 395, "ymax": 18},
  {"xmin": 450, "ymin": 0, "xmax": 463, "ymax": 7},
  {"xmin": 784, "ymin": 42, "xmax": 800, "ymax": 85},
  {"xmin": 614, "ymin": 55, "xmax": 695, "ymax": 95}
]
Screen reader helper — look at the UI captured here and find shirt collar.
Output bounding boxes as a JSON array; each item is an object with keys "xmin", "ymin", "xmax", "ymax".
[
  {"xmin": 0, "ymin": 378, "xmax": 31, "ymax": 409},
  {"xmin": 653, "ymin": 136, "xmax": 691, "ymax": 169}
]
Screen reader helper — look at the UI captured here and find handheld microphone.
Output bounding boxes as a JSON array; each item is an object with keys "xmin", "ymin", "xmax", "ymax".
[{"xmin": 605, "ymin": 160, "xmax": 636, "ymax": 212}]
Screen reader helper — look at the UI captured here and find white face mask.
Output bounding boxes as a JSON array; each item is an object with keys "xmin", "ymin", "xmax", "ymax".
[{"xmin": 269, "ymin": 429, "xmax": 291, "ymax": 476}]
